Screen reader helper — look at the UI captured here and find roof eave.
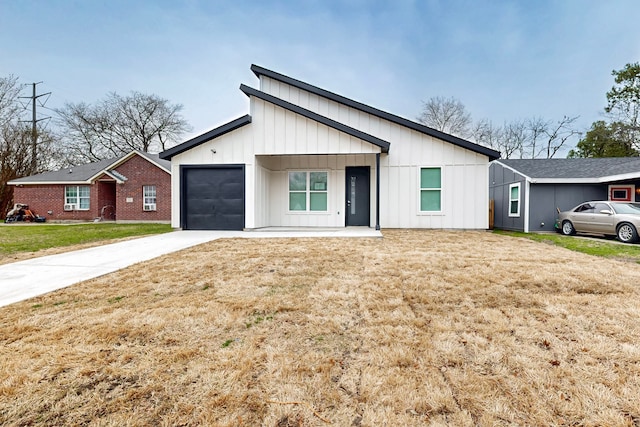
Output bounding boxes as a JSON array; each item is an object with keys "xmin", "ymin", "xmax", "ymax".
[{"xmin": 8, "ymin": 180, "xmax": 93, "ymax": 186}]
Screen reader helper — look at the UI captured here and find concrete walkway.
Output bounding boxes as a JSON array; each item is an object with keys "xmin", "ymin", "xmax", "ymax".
[{"xmin": 0, "ymin": 228, "xmax": 381, "ymax": 308}]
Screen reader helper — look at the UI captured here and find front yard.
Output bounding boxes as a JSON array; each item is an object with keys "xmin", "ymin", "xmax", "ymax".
[
  {"xmin": 0, "ymin": 222, "xmax": 171, "ymax": 265},
  {"xmin": 1, "ymin": 230, "xmax": 640, "ymax": 425}
]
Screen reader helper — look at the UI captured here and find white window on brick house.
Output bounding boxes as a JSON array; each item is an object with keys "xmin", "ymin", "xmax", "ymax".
[
  {"xmin": 64, "ymin": 185, "xmax": 90, "ymax": 210},
  {"xmin": 143, "ymin": 185, "xmax": 156, "ymax": 211}
]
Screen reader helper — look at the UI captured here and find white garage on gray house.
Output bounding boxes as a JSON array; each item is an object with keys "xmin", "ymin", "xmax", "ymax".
[{"xmin": 159, "ymin": 64, "xmax": 500, "ymax": 230}]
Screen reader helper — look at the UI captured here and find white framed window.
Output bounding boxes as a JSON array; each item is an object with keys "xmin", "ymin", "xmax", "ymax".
[
  {"xmin": 509, "ymin": 183, "xmax": 520, "ymax": 217},
  {"xmin": 65, "ymin": 185, "xmax": 90, "ymax": 210},
  {"xmin": 143, "ymin": 185, "xmax": 157, "ymax": 211},
  {"xmin": 288, "ymin": 171, "xmax": 328, "ymax": 212},
  {"xmin": 419, "ymin": 167, "xmax": 442, "ymax": 212}
]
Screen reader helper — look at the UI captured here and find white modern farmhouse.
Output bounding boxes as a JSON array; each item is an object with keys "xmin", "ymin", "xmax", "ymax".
[{"xmin": 159, "ymin": 65, "xmax": 500, "ymax": 230}]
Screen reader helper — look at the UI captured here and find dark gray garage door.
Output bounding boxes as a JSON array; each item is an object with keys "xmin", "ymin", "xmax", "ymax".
[{"xmin": 181, "ymin": 165, "xmax": 245, "ymax": 230}]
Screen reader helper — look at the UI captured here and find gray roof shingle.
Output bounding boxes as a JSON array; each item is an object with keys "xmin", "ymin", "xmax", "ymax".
[
  {"xmin": 9, "ymin": 151, "xmax": 170, "ymax": 184},
  {"xmin": 497, "ymin": 157, "xmax": 640, "ymax": 180}
]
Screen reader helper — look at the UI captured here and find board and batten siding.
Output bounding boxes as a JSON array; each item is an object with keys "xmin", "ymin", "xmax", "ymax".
[
  {"xmin": 260, "ymin": 75, "xmax": 490, "ymax": 229},
  {"xmin": 251, "ymin": 99, "xmax": 381, "ymax": 156},
  {"xmin": 169, "ymin": 76, "xmax": 491, "ymax": 230},
  {"xmin": 380, "ymin": 147, "xmax": 488, "ymax": 229},
  {"xmin": 489, "ymin": 162, "xmax": 527, "ymax": 232}
]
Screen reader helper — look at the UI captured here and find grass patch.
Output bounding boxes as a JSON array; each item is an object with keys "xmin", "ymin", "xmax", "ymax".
[
  {"xmin": 494, "ymin": 229, "xmax": 640, "ymax": 262},
  {"xmin": 3, "ymin": 230, "xmax": 640, "ymax": 425},
  {"xmin": 0, "ymin": 223, "xmax": 171, "ymax": 258}
]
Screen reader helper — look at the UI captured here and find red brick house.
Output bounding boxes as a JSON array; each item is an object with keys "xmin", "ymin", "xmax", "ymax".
[{"xmin": 8, "ymin": 151, "xmax": 171, "ymax": 222}]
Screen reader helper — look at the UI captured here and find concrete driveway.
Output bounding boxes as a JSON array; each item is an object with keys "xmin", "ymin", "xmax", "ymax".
[{"xmin": 0, "ymin": 228, "xmax": 381, "ymax": 308}]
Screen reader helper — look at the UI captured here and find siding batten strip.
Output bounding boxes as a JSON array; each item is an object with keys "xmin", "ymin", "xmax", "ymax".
[{"xmin": 376, "ymin": 153, "xmax": 381, "ymax": 230}]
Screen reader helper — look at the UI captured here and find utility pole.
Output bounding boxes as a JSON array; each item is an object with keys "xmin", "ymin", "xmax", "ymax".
[{"xmin": 19, "ymin": 82, "xmax": 51, "ymax": 173}]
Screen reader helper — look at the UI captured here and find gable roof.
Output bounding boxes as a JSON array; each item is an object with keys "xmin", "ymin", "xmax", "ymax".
[
  {"xmin": 495, "ymin": 157, "xmax": 640, "ymax": 183},
  {"xmin": 8, "ymin": 150, "xmax": 170, "ymax": 185},
  {"xmin": 159, "ymin": 115, "xmax": 252, "ymax": 160},
  {"xmin": 239, "ymin": 84, "xmax": 390, "ymax": 153},
  {"xmin": 251, "ymin": 64, "xmax": 500, "ymax": 161}
]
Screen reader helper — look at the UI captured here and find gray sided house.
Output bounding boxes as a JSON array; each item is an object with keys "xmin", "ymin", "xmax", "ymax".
[{"xmin": 490, "ymin": 157, "xmax": 640, "ymax": 232}]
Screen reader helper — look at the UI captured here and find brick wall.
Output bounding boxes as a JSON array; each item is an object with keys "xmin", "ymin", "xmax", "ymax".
[
  {"xmin": 12, "ymin": 184, "xmax": 96, "ymax": 221},
  {"xmin": 113, "ymin": 155, "xmax": 171, "ymax": 221}
]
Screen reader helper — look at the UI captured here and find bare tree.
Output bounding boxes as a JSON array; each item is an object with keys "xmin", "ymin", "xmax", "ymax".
[
  {"xmin": 0, "ymin": 76, "xmax": 31, "ymax": 216},
  {"xmin": 471, "ymin": 115, "xmax": 580, "ymax": 159},
  {"xmin": 471, "ymin": 118, "xmax": 503, "ymax": 149},
  {"xmin": 540, "ymin": 116, "xmax": 581, "ymax": 158},
  {"xmin": 503, "ymin": 120, "xmax": 530, "ymax": 159},
  {"xmin": 417, "ymin": 96, "xmax": 472, "ymax": 138},
  {"xmin": 0, "ymin": 75, "xmax": 22, "ymax": 129},
  {"xmin": 56, "ymin": 91, "xmax": 191, "ymax": 164},
  {"xmin": 523, "ymin": 117, "xmax": 548, "ymax": 158},
  {"xmin": 0, "ymin": 124, "xmax": 32, "ymax": 215}
]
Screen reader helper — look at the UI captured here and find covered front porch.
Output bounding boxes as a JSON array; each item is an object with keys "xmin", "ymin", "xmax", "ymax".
[{"xmin": 251, "ymin": 153, "xmax": 382, "ymax": 230}]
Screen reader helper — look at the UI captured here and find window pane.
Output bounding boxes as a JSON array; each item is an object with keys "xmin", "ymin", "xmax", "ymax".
[
  {"xmin": 310, "ymin": 192, "xmax": 327, "ymax": 211},
  {"xmin": 289, "ymin": 192, "xmax": 306, "ymax": 211},
  {"xmin": 79, "ymin": 186, "xmax": 90, "ymax": 197},
  {"xmin": 65, "ymin": 186, "xmax": 77, "ymax": 198},
  {"xmin": 510, "ymin": 186, "xmax": 519, "ymax": 199},
  {"xmin": 421, "ymin": 190, "xmax": 441, "ymax": 211},
  {"xmin": 289, "ymin": 172, "xmax": 307, "ymax": 191},
  {"xmin": 421, "ymin": 168, "xmax": 441, "ymax": 189},
  {"xmin": 310, "ymin": 172, "xmax": 327, "ymax": 191},
  {"xmin": 144, "ymin": 186, "xmax": 156, "ymax": 204},
  {"xmin": 79, "ymin": 198, "xmax": 90, "ymax": 209},
  {"xmin": 510, "ymin": 200, "xmax": 519, "ymax": 214}
]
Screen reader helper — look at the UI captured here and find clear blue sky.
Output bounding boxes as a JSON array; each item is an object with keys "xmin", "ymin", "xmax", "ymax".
[{"xmin": 1, "ymin": 0, "xmax": 639, "ymax": 150}]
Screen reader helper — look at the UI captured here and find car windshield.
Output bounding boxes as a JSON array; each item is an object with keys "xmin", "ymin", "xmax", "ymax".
[{"xmin": 611, "ymin": 202, "xmax": 640, "ymax": 215}]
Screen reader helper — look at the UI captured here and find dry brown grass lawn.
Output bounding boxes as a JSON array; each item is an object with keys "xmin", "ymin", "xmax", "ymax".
[{"xmin": 2, "ymin": 230, "xmax": 640, "ymax": 426}]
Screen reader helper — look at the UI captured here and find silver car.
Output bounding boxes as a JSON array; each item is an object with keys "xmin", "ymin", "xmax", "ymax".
[{"xmin": 558, "ymin": 201, "xmax": 640, "ymax": 243}]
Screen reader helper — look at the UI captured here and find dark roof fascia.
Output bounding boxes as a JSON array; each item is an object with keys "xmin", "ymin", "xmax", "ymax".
[
  {"xmin": 159, "ymin": 115, "xmax": 252, "ymax": 160},
  {"xmin": 251, "ymin": 64, "xmax": 500, "ymax": 161},
  {"xmin": 239, "ymin": 84, "xmax": 390, "ymax": 153}
]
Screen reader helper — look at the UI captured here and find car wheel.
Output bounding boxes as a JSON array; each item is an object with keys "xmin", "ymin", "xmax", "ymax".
[
  {"xmin": 561, "ymin": 220, "xmax": 576, "ymax": 236},
  {"xmin": 617, "ymin": 223, "xmax": 638, "ymax": 243}
]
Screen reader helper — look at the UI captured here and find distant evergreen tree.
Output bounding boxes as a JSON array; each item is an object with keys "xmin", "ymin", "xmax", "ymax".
[{"xmin": 568, "ymin": 121, "xmax": 638, "ymax": 158}]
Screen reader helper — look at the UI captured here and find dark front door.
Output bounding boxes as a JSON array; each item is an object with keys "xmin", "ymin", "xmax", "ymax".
[
  {"xmin": 181, "ymin": 165, "xmax": 245, "ymax": 230},
  {"xmin": 345, "ymin": 167, "xmax": 370, "ymax": 226}
]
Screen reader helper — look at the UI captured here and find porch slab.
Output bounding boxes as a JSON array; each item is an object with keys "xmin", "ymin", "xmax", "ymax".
[{"xmin": 243, "ymin": 226, "xmax": 382, "ymax": 238}]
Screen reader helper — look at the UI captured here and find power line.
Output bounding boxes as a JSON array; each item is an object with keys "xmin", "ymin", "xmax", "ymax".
[{"xmin": 19, "ymin": 82, "xmax": 51, "ymax": 172}]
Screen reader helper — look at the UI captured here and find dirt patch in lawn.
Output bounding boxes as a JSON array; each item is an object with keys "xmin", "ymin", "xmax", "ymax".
[{"xmin": 2, "ymin": 230, "xmax": 640, "ymax": 426}]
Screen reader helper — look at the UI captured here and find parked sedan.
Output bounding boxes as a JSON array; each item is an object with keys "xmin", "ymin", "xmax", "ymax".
[{"xmin": 558, "ymin": 201, "xmax": 640, "ymax": 243}]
